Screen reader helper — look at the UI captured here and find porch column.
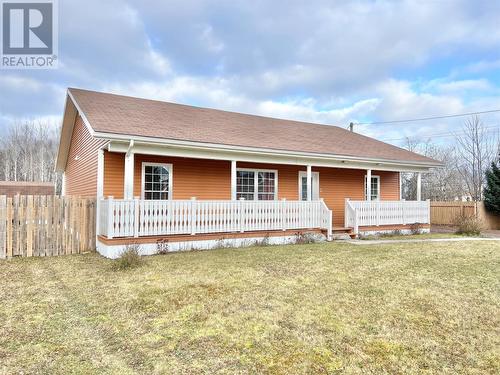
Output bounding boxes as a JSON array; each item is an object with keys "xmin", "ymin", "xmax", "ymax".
[
  {"xmin": 96, "ymin": 149, "xmax": 104, "ymax": 241},
  {"xmin": 231, "ymin": 160, "xmax": 237, "ymax": 200},
  {"xmin": 306, "ymin": 165, "xmax": 312, "ymax": 201},
  {"xmin": 366, "ymin": 169, "xmax": 372, "ymax": 201},
  {"xmin": 97, "ymin": 149, "xmax": 104, "ymax": 199},
  {"xmin": 416, "ymin": 172, "xmax": 422, "ymax": 201},
  {"xmin": 124, "ymin": 151, "xmax": 135, "ymax": 200}
]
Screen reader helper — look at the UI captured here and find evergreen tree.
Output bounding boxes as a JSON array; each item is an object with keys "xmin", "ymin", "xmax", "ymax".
[{"xmin": 484, "ymin": 161, "xmax": 500, "ymax": 215}]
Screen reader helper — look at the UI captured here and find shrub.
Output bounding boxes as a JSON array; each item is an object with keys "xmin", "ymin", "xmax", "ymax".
[
  {"xmin": 454, "ymin": 215, "xmax": 482, "ymax": 236},
  {"xmin": 410, "ymin": 223, "xmax": 423, "ymax": 235},
  {"xmin": 254, "ymin": 234, "xmax": 270, "ymax": 247},
  {"xmin": 156, "ymin": 239, "xmax": 169, "ymax": 255},
  {"xmin": 114, "ymin": 244, "xmax": 143, "ymax": 270},
  {"xmin": 294, "ymin": 232, "xmax": 325, "ymax": 244}
]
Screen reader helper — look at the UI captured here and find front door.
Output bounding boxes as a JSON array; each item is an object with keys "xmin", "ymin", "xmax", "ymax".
[{"xmin": 299, "ymin": 171, "xmax": 320, "ymax": 200}]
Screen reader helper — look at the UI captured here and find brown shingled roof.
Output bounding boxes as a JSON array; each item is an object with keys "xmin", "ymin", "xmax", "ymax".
[{"xmin": 68, "ymin": 88, "xmax": 440, "ymax": 166}]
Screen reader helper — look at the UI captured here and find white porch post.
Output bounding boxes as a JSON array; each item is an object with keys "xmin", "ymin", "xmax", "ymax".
[
  {"xmin": 399, "ymin": 172, "xmax": 402, "ymax": 200},
  {"xmin": 366, "ymin": 169, "xmax": 372, "ymax": 201},
  {"xmin": 97, "ymin": 149, "xmax": 104, "ymax": 199},
  {"xmin": 96, "ymin": 149, "xmax": 104, "ymax": 240},
  {"xmin": 416, "ymin": 172, "xmax": 422, "ymax": 201},
  {"xmin": 123, "ymin": 140, "xmax": 135, "ymax": 200},
  {"xmin": 231, "ymin": 160, "xmax": 237, "ymax": 200},
  {"xmin": 124, "ymin": 150, "xmax": 134, "ymax": 200},
  {"xmin": 306, "ymin": 165, "xmax": 312, "ymax": 201}
]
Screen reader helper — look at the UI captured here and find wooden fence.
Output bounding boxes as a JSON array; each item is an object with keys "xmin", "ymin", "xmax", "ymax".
[
  {"xmin": 430, "ymin": 201, "xmax": 500, "ymax": 229},
  {"xmin": 0, "ymin": 196, "xmax": 96, "ymax": 259},
  {"xmin": 430, "ymin": 201, "xmax": 476, "ymax": 225}
]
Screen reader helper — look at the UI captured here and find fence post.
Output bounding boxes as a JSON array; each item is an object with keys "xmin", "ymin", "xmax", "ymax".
[
  {"xmin": 239, "ymin": 198, "xmax": 245, "ymax": 233},
  {"xmin": 134, "ymin": 197, "xmax": 140, "ymax": 238},
  {"xmin": 26, "ymin": 195, "xmax": 33, "ymax": 257},
  {"xmin": 345, "ymin": 198, "xmax": 349, "ymax": 228},
  {"xmin": 0, "ymin": 195, "xmax": 6, "ymax": 259},
  {"xmin": 191, "ymin": 197, "xmax": 197, "ymax": 235},
  {"xmin": 107, "ymin": 196, "xmax": 114, "ymax": 239},
  {"xmin": 354, "ymin": 209, "xmax": 359, "ymax": 234},
  {"xmin": 426, "ymin": 199, "xmax": 431, "ymax": 224},
  {"xmin": 325, "ymin": 199, "xmax": 333, "ymax": 240},
  {"xmin": 281, "ymin": 198, "xmax": 287, "ymax": 231}
]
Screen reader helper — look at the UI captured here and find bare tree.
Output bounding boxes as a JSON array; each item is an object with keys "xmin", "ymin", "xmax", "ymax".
[
  {"xmin": 0, "ymin": 120, "xmax": 61, "ymax": 190},
  {"xmin": 455, "ymin": 115, "xmax": 496, "ymax": 201},
  {"xmin": 401, "ymin": 138, "xmax": 463, "ymax": 201}
]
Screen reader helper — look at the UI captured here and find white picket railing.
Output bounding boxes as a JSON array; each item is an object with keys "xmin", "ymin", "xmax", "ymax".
[
  {"xmin": 345, "ymin": 199, "xmax": 430, "ymax": 234},
  {"xmin": 99, "ymin": 197, "xmax": 333, "ymax": 239}
]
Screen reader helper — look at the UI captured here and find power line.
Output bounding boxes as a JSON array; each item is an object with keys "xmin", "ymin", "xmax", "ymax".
[
  {"xmin": 353, "ymin": 108, "xmax": 500, "ymax": 125},
  {"xmin": 379, "ymin": 124, "xmax": 500, "ymax": 142}
]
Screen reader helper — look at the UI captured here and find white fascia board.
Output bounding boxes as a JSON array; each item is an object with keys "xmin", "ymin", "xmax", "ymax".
[
  {"xmin": 66, "ymin": 89, "xmax": 95, "ymax": 137},
  {"xmin": 106, "ymin": 139, "xmax": 435, "ymax": 173},
  {"xmin": 55, "ymin": 95, "xmax": 78, "ymax": 171}
]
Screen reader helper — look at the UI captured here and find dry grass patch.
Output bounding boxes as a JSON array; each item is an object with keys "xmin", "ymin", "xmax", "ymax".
[{"xmin": 0, "ymin": 241, "xmax": 499, "ymax": 374}]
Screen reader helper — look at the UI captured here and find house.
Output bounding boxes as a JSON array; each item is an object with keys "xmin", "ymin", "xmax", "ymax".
[
  {"xmin": 0, "ymin": 181, "xmax": 55, "ymax": 197},
  {"xmin": 55, "ymin": 88, "xmax": 441, "ymax": 258}
]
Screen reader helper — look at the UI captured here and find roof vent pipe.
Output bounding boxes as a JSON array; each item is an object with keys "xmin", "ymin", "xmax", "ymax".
[{"xmin": 349, "ymin": 122, "xmax": 354, "ymax": 132}]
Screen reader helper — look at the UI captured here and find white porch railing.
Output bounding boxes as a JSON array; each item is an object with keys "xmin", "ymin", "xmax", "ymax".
[
  {"xmin": 99, "ymin": 198, "xmax": 333, "ymax": 239},
  {"xmin": 345, "ymin": 199, "xmax": 430, "ymax": 234}
]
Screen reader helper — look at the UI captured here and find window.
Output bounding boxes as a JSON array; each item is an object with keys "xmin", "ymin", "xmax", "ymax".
[
  {"xmin": 365, "ymin": 175, "xmax": 380, "ymax": 201},
  {"xmin": 142, "ymin": 163, "xmax": 172, "ymax": 200},
  {"xmin": 236, "ymin": 169, "xmax": 277, "ymax": 200}
]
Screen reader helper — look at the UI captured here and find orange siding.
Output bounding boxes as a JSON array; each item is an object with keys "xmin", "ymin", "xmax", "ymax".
[
  {"xmin": 103, "ymin": 151, "xmax": 124, "ymax": 198},
  {"xmin": 65, "ymin": 116, "xmax": 107, "ymax": 196},
  {"xmin": 102, "ymin": 153, "xmax": 400, "ymax": 227},
  {"xmin": 103, "ymin": 154, "xmax": 231, "ymax": 200}
]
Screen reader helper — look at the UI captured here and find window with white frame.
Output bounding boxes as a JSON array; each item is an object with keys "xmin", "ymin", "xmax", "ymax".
[
  {"xmin": 365, "ymin": 175, "xmax": 380, "ymax": 201},
  {"xmin": 142, "ymin": 163, "xmax": 172, "ymax": 200},
  {"xmin": 236, "ymin": 169, "xmax": 277, "ymax": 200}
]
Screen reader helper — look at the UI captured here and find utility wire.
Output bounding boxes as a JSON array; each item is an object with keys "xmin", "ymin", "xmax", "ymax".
[
  {"xmin": 353, "ymin": 108, "xmax": 500, "ymax": 125},
  {"xmin": 379, "ymin": 124, "xmax": 500, "ymax": 142}
]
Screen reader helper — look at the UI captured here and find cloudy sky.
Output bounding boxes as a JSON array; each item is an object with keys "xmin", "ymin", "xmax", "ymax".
[{"xmin": 1, "ymin": 0, "xmax": 500, "ymax": 146}]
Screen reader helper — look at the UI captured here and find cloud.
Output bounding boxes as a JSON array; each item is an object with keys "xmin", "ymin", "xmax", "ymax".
[{"xmin": 1, "ymin": 0, "xmax": 500, "ymax": 149}]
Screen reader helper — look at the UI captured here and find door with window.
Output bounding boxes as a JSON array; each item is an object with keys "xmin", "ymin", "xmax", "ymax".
[
  {"xmin": 299, "ymin": 171, "xmax": 320, "ymax": 200},
  {"xmin": 364, "ymin": 175, "xmax": 380, "ymax": 201}
]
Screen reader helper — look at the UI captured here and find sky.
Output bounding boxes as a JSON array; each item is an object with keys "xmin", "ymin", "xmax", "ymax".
[{"xmin": 1, "ymin": 0, "xmax": 500, "ymax": 146}]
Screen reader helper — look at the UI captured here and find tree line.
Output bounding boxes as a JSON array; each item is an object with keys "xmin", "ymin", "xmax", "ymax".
[{"xmin": 0, "ymin": 121, "xmax": 62, "ymax": 192}]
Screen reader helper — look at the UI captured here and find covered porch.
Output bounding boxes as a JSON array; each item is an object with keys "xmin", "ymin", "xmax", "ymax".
[{"xmin": 95, "ymin": 140, "xmax": 431, "ymax": 248}]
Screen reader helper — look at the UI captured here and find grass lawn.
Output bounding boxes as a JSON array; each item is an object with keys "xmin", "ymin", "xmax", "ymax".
[
  {"xmin": 0, "ymin": 241, "xmax": 499, "ymax": 374},
  {"xmin": 359, "ymin": 233, "xmax": 470, "ymax": 241}
]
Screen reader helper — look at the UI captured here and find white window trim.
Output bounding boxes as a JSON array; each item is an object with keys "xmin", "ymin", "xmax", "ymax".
[
  {"xmin": 298, "ymin": 171, "xmax": 320, "ymax": 201},
  {"xmin": 364, "ymin": 174, "xmax": 380, "ymax": 201},
  {"xmin": 236, "ymin": 168, "xmax": 279, "ymax": 201},
  {"xmin": 141, "ymin": 162, "xmax": 173, "ymax": 200}
]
